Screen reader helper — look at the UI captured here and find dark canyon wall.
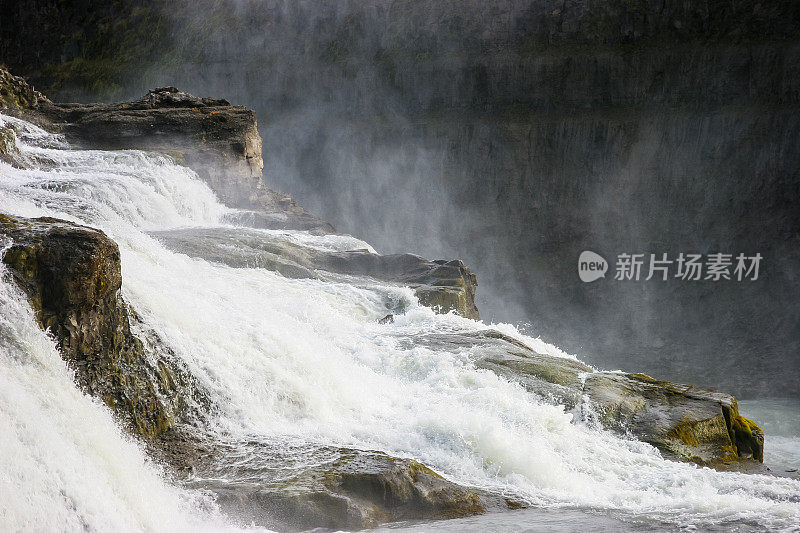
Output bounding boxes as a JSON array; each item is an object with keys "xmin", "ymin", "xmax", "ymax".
[{"xmin": 2, "ymin": 0, "xmax": 798, "ymax": 397}]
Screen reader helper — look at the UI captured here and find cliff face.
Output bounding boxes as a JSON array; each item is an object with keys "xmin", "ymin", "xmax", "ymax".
[{"xmin": 1, "ymin": 1, "xmax": 798, "ymax": 396}]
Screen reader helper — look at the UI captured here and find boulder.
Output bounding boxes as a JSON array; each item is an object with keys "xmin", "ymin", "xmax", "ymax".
[
  {"xmin": 155, "ymin": 431, "xmax": 506, "ymax": 532},
  {"xmin": 582, "ymin": 372, "xmax": 764, "ymax": 464},
  {"xmin": 0, "ymin": 214, "xmax": 198, "ymax": 438}
]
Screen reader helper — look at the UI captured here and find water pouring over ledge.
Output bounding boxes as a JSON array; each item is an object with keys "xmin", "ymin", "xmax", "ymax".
[{"xmin": 1, "ymin": 77, "xmax": 799, "ymax": 532}]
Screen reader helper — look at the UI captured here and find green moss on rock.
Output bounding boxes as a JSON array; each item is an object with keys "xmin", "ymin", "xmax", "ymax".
[
  {"xmin": 0, "ymin": 127, "xmax": 18, "ymax": 155},
  {"xmin": 0, "ymin": 67, "xmax": 48, "ymax": 109},
  {"xmin": 730, "ymin": 414, "xmax": 764, "ymax": 462},
  {"xmin": 0, "ymin": 213, "xmax": 198, "ymax": 439}
]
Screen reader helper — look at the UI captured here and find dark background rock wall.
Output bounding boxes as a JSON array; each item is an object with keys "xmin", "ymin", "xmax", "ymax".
[{"xmin": 2, "ymin": 0, "xmax": 798, "ymax": 397}]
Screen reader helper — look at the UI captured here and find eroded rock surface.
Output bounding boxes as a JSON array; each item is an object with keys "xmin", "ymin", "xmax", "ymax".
[
  {"xmin": 151, "ymin": 226, "xmax": 480, "ymax": 319},
  {"xmin": 411, "ymin": 329, "xmax": 764, "ymax": 466},
  {"xmin": 155, "ymin": 431, "xmax": 502, "ymax": 532},
  {"xmin": 0, "ymin": 214, "xmax": 197, "ymax": 437}
]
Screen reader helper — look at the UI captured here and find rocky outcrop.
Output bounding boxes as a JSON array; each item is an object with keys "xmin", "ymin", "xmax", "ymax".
[
  {"xmin": 0, "ymin": 68, "xmax": 333, "ymax": 234},
  {"xmin": 0, "ymin": 66, "xmax": 480, "ymax": 318},
  {"xmin": 416, "ymin": 329, "xmax": 764, "ymax": 466},
  {"xmin": 36, "ymin": 87, "xmax": 333, "ymax": 234},
  {"xmin": 0, "ymin": 67, "xmax": 49, "ymax": 110},
  {"xmin": 223, "ymin": 452, "xmax": 488, "ymax": 532},
  {"xmin": 41, "ymin": 87, "xmax": 264, "ymax": 207},
  {"xmin": 0, "ymin": 214, "xmax": 195, "ymax": 437},
  {"xmin": 583, "ymin": 372, "xmax": 764, "ymax": 464},
  {"xmin": 157, "ymin": 434, "xmax": 500, "ymax": 532},
  {"xmin": 151, "ymin": 226, "xmax": 480, "ymax": 319}
]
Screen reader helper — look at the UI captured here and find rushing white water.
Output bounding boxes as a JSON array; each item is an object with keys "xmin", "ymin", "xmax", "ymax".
[{"xmin": 1, "ymin": 113, "xmax": 799, "ymax": 532}]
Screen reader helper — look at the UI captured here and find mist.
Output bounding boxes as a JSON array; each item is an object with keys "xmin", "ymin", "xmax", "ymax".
[{"xmin": 5, "ymin": 0, "xmax": 797, "ymax": 397}]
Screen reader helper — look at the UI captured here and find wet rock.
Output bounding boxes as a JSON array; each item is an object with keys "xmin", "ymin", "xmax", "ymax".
[
  {"xmin": 317, "ymin": 253, "xmax": 480, "ymax": 320},
  {"xmin": 0, "ymin": 213, "xmax": 198, "ymax": 438},
  {"xmin": 379, "ymin": 313, "xmax": 394, "ymax": 324},
  {"xmin": 410, "ymin": 329, "xmax": 591, "ymax": 408},
  {"xmin": 582, "ymin": 372, "xmax": 764, "ymax": 464},
  {"xmin": 412, "ymin": 328, "xmax": 764, "ymax": 467},
  {"xmin": 156, "ymin": 432, "xmax": 502, "ymax": 532},
  {"xmin": 151, "ymin": 227, "xmax": 481, "ymax": 319},
  {"xmin": 0, "ymin": 67, "xmax": 331, "ymax": 234}
]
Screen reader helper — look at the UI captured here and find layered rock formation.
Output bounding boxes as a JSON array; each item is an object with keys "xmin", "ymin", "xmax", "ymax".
[{"xmin": 2, "ymin": 80, "xmax": 333, "ymax": 234}]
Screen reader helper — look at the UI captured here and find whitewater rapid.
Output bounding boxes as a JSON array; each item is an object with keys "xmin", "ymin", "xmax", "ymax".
[{"xmin": 1, "ymin": 113, "xmax": 799, "ymax": 532}]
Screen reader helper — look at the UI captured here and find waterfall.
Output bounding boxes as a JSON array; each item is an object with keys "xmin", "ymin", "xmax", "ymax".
[{"xmin": 1, "ymin": 112, "xmax": 799, "ymax": 531}]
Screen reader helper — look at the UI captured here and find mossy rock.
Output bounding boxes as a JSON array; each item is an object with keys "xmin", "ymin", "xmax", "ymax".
[
  {"xmin": 729, "ymin": 414, "xmax": 764, "ymax": 462},
  {"xmin": 0, "ymin": 213, "xmax": 201, "ymax": 439},
  {"xmin": 0, "ymin": 67, "xmax": 47, "ymax": 109},
  {"xmin": 0, "ymin": 126, "xmax": 21, "ymax": 165},
  {"xmin": 583, "ymin": 371, "xmax": 764, "ymax": 466},
  {"xmin": 0, "ymin": 126, "xmax": 18, "ymax": 153}
]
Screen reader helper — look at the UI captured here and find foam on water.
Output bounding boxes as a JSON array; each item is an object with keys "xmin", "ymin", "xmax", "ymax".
[
  {"xmin": 1, "ymin": 113, "xmax": 799, "ymax": 531},
  {"xmin": 0, "ymin": 255, "xmax": 265, "ymax": 532}
]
